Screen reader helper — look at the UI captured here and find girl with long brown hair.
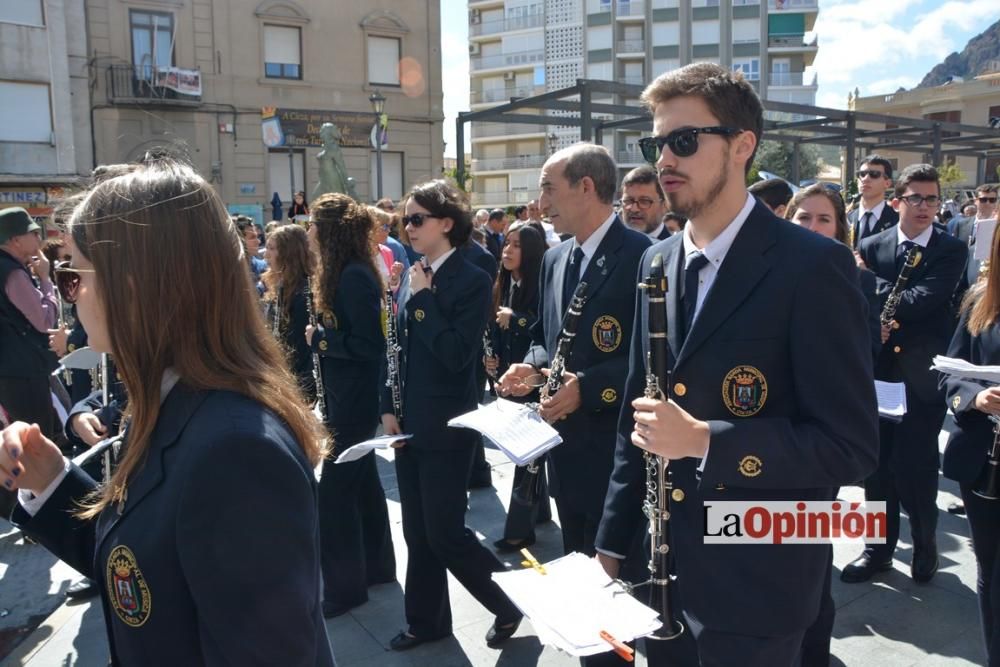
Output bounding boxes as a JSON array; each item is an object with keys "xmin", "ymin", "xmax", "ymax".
[
  {"xmin": 0, "ymin": 156, "xmax": 334, "ymax": 666},
  {"xmin": 304, "ymin": 192, "xmax": 396, "ymax": 618},
  {"xmin": 263, "ymin": 223, "xmax": 316, "ymax": 399}
]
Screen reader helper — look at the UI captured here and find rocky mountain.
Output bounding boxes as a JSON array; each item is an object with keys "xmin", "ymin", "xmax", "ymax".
[{"xmin": 917, "ymin": 18, "xmax": 1000, "ymax": 88}]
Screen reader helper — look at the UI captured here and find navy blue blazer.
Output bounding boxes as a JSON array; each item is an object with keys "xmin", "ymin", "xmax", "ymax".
[
  {"xmin": 461, "ymin": 240, "xmax": 499, "ymax": 283},
  {"xmin": 270, "ymin": 282, "xmax": 315, "ymax": 399},
  {"xmin": 597, "ymin": 201, "xmax": 878, "ymax": 637},
  {"xmin": 489, "ymin": 280, "xmax": 538, "ymax": 378},
  {"xmin": 524, "ymin": 216, "xmax": 651, "ymax": 517},
  {"xmin": 859, "ymin": 226, "xmax": 967, "ymax": 404},
  {"xmin": 380, "ymin": 250, "xmax": 492, "ymax": 450},
  {"xmin": 310, "ymin": 261, "xmax": 385, "ymax": 436},
  {"xmin": 849, "ymin": 203, "xmax": 898, "ymax": 248},
  {"xmin": 942, "ymin": 307, "xmax": 1000, "ymax": 484},
  {"xmin": 13, "ymin": 385, "xmax": 335, "ymax": 667}
]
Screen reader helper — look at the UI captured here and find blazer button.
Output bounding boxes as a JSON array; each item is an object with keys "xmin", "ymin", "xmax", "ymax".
[
  {"xmin": 893, "ymin": 345, "xmax": 902, "ymax": 353},
  {"xmin": 891, "ymin": 321, "xmax": 901, "ymax": 330},
  {"xmin": 673, "ymin": 382, "xmax": 687, "ymax": 397},
  {"xmin": 671, "ymin": 488, "xmax": 685, "ymax": 502}
]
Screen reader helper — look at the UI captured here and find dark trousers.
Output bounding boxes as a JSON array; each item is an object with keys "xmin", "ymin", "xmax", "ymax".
[
  {"xmin": 395, "ymin": 443, "xmax": 520, "ymax": 637},
  {"xmin": 318, "ymin": 424, "xmax": 396, "ymax": 607},
  {"xmin": 502, "ymin": 463, "xmax": 552, "ymax": 541},
  {"xmin": 863, "ymin": 405, "xmax": 944, "ymax": 559},
  {"xmin": 555, "ymin": 495, "xmax": 603, "ymax": 556},
  {"xmin": 801, "ymin": 489, "xmax": 838, "ymax": 666},
  {"xmin": 0, "ymin": 375, "xmax": 57, "ymax": 439},
  {"xmin": 963, "ymin": 483, "xmax": 1000, "ymax": 667},
  {"xmin": 685, "ymin": 614, "xmax": 805, "ymax": 667}
]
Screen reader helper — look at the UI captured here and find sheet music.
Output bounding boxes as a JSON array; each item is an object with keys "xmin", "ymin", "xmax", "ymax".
[
  {"xmin": 447, "ymin": 398, "xmax": 562, "ymax": 466},
  {"xmin": 58, "ymin": 346, "xmax": 101, "ymax": 371},
  {"xmin": 492, "ymin": 552, "xmax": 662, "ymax": 656},
  {"xmin": 932, "ymin": 355, "xmax": 1000, "ymax": 384},
  {"xmin": 974, "ymin": 219, "xmax": 998, "ymax": 262},
  {"xmin": 334, "ymin": 434, "xmax": 412, "ymax": 464},
  {"xmin": 875, "ymin": 380, "xmax": 907, "ymax": 422}
]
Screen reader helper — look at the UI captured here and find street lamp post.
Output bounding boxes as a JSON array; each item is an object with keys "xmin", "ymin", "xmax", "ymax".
[
  {"xmin": 285, "ymin": 132, "xmax": 296, "ymax": 209},
  {"xmin": 369, "ymin": 89, "xmax": 386, "ymax": 201},
  {"xmin": 548, "ymin": 132, "xmax": 558, "ymax": 156}
]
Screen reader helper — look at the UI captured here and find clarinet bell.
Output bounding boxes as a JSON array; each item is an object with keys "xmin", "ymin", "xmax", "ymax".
[{"xmin": 973, "ymin": 458, "xmax": 1000, "ymax": 500}]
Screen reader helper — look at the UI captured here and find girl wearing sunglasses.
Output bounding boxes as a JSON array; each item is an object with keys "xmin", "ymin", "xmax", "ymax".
[
  {"xmin": 1, "ymin": 156, "xmax": 335, "ymax": 666},
  {"xmin": 304, "ymin": 192, "xmax": 397, "ymax": 619},
  {"xmin": 382, "ymin": 180, "xmax": 522, "ymax": 651}
]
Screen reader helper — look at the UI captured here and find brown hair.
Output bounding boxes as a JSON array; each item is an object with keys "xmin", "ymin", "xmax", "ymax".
[
  {"xmin": 69, "ymin": 157, "xmax": 327, "ymax": 518},
  {"xmin": 641, "ymin": 62, "xmax": 763, "ymax": 173},
  {"xmin": 621, "ymin": 164, "xmax": 665, "ymax": 200},
  {"xmin": 786, "ymin": 184, "xmax": 849, "ymax": 245},
  {"xmin": 893, "ymin": 163, "xmax": 940, "ymax": 199},
  {"xmin": 977, "ymin": 183, "xmax": 999, "ymax": 195},
  {"xmin": 262, "ymin": 224, "xmax": 315, "ymax": 316},
  {"xmin": 404, "ymin": 180, "xmax": 473, "ymax": 247},
  {"xmin": 311, "ymin": 192, "xmax": 382, "ymax": 314}
]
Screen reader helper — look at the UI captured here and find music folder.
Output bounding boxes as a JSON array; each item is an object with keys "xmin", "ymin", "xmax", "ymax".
[{"xmin": 447, "ymin": 398, "xmax": 562, "ymax": 466}]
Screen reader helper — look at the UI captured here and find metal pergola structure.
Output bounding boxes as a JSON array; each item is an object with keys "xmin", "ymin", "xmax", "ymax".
[{"xmin": 456, "ymin": 79, "xmax": 1000, "ymax": 189}]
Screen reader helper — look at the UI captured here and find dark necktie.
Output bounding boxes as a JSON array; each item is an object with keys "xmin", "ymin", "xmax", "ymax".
[
  {"xmin": 562, "ymin": 247, "xmax": 585, "ymax": 308},
  {"xmin": 895, "ymin": 240, "xmax": 916, "ymax": 272},
  {"xmin": 861, "ymin": 211, "xmax": 874, "ymax": 240},
  {"xmin": 681, "ymin": 251, "xmax": 710, "ymax": 345}
]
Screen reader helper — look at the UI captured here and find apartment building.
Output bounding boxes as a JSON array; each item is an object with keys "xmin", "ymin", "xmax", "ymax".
[{"xmin": 467, "ymin": 0, "xmax": 818, "ymax": 209}]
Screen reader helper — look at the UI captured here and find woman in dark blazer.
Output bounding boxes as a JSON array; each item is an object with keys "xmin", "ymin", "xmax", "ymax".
[
  {"xmin": 483, "ymin": 222, "xmax": 552, "ymax": 551},
  {"xmin": 305, "ymin": 193, "xmax": 396, "ymax": 618},
  {"xmin": 0, "ymin": 156, "xmax": 334, "ymax": 666},
  {"xmin": 943, "ymin": 226, "xmax": 1000, "ymax": 667},
  {"xmin": 381, "ymin": 180, "xmax": 522, "ymax": 651}
]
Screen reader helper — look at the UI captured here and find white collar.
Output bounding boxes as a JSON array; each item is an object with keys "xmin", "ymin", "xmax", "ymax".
[
  {"xmin": 574, "ymin": 211, "xmax": 617, "ymax": 260},
  {"xmin": 646, "ymin": 222, "xmax": 666, "ymax": 240},
  {"xmin": 896, "ymin": 224, "xmax": 934, "ymax": 248},
  {"xmin": 161, "ymin": 368, "xmax": 180, "ymax": 405},
  {"xmin": 428, "ymin": 247, "xmax": 457, "ymax": 274},
  {"xmin": 859, "ymin": 200, "xmax": 886, "ymax": 219},
  {"xmin": 682, "ymin": 193, "xmax": 756, "ymax": 268}
]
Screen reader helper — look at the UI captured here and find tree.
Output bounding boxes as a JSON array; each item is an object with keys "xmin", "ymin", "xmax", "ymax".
[
  {"xmin": 936, "ymin": 162, "xmax": 965, "ymax": 190},
  {"xmin": 442, "ymin": 161, "xmax": 471, "ymax": 192},
  {"xmin": 749, "ymin": 140, "xmax": 822, "ymax": 185}
]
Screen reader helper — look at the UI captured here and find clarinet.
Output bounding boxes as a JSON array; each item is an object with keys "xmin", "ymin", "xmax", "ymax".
[
  {"xmin": 638, "ymin": 253, "xmax": 684, "ymax": 640},
  {"xmin": 483, "ymin": 328, "xmax": 497, "ymax": 380},
  {"xmin": 271, "ymin": 287, "xmax": 283, "ymax": 337},
  {"xmin": 973, "ymin": 414, "xmax": 1000, "ymax": 500},
  {"xmin": 384, "ymin": 285, "xmax": 404, "ymax": 424},
  {"xmin": 881, "ymin": 245, "xmax": 923, "ymax": 329},
  {"xmin": 305, "ymin": 285, "xmax": 327, "ymax": 422},
  {"xmin": 513, "ymin": 281, "xmax": 588, "ymax": 505}
]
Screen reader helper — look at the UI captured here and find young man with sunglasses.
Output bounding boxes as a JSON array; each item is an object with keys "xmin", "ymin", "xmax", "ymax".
[
  {"xmin": 846, "ymin": 164, "xmax": 967, "ymax": 586},
  {"xmin": 951, "ymin": 184, "xmax": 999, "ymax": 295},
  {"xmin": 595, "ymin": 63, "xmax": 878, "ymax": 666},
  {"xmin": 848, "ymin": 154, "xmax": 898, "ymax": 249}
]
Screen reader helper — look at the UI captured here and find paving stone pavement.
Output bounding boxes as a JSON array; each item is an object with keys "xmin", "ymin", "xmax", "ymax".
[{"xmin": 0, "ymin": 419, "xmax": 987, "ymax": 667}]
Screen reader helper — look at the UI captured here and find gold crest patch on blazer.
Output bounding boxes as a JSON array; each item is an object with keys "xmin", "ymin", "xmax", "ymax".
[
  {"xmin": 106, "ymin": 545, "xmax": 152, "ymax": 627},
  {"xmin": 722, "ymin": 365, "xmax": 767, "ymax": 417},
  {"xmin": 592, "ymin": 315, "xmax": 622, "ymax": 353}
]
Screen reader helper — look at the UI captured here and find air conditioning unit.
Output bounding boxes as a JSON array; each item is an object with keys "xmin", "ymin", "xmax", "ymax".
[
  {"xmin": 470, "ymin": 43, "xmax": 481, "ymax": 55},
  {"xmin": 470, "ymin": 9, "xmax": 481, "ymax": 24},
  {"xmin": 503, "ymin": 71, "xmax": 516, "ymax": 81}
]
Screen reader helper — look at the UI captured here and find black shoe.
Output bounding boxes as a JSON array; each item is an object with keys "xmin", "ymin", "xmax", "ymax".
[
  {"xmin": 493, "ymin": 536, "xmax": 535, "ymax": 553},
  {"xmin": 66, "ymin": 578, "xmax": 99, "ymax": 600},
  {"xmin": 322, "ymin": 598, "xmax": 365, "ymax": 619},
  {"xmin": 911, "ymin": 545, "xmax": 939, "ymax": 583},
  {"xmin": 468, "ymin": 474, "xmax": 493, "ymax": 490},
  {"xmin": 486, "ymin": 615, "xmax": 522, "ymax": 648},
  {"xmin": 947, "ymin": 502, "xmax": 966, "ymax": 515},
  {"xmin": 389, "ymin": 630, "xmax": 450, "ymax": 651},
  {"xmin": 840, "ymin": 553, "xmax": 892, "ymax": 583}
]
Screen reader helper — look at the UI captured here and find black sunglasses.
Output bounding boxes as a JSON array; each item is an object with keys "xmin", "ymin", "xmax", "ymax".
[
  {"xmin": 978, "ymin": 196, "xmax": 998, "ymax": 204},
  {"xmin": 856, "ymin": 169, "xmax": 884, "ymax": 180},
  {"xmin": 638, "ymin": 126, "xmax": 742, "ymax": 163},
  {"xmin": 402, "ymin": 213, "xmax": 440, "ymax": 228},
  {"xmin": 54, "ymin": 262, "xmax": 95, "ymax": 304}
]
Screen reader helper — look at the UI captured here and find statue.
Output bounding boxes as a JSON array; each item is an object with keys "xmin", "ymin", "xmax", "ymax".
[{"xmin": 313, "ymin": 122, "xmax": 358, "ymax": 200}]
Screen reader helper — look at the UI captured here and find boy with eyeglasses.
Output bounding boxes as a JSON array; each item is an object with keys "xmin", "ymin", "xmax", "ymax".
[
  {"xmin": 845, "ymin": 164, "xmax": 968, "ymax": 586},
  {"xmin": 848, "ymin": 154, "xmax": 899, "ymax": 249}
]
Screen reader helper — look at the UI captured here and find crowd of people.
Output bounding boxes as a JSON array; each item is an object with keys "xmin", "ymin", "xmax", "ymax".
[{"xmin": 0, "ymin": 62, "xmax": 999, "ymax": 667}]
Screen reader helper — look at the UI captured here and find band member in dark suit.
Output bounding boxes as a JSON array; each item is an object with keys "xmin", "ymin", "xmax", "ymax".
[
  {"xmin": 595, "ymin": 63, "xmax": 878, "ymax": 666},
  {"xmin": 621, "ymin": 165, "xmax": 671, "ymax": 241},
  {"xmin": 263, "ymin": 224, "xmax": 316, "ymax": 399},
  {"xmin": 484, "ymin": 209, "xmax": 506, "ymax": 261},
  {"xmin": 498, "ymin": 143, "xmax": 651, "ymax": 559},
  {"xmin": 942, "ymin": 237, "xmax": 1000, "ymax": 666},
  {"xmin": 848, "ymin": 154, "xmax": 899, "ymax": 249},
  {"xmin": 844, "ymin": 164, "xmax": 968, "ymax": 585},
  {"xmin": 950, "ymin": 184, "xmax": 998, "ymax": 310},
  {"xmin": 1, "ymin": 157, "xmax": 335, "ymax": 666},
  {"xmin": 483, "ymin": 222, "xmax": 551, "ymax": 551},
  {"xmin": 305, "ymin": 193, "xmax": 396, "ymax": 618},
  {"xmin": 381, "ymin": 180, "xmax": 522, "ymax": 652},
  {"xmin": 748, "ymin": 177, "xmax": 794, "ymax": 218}
]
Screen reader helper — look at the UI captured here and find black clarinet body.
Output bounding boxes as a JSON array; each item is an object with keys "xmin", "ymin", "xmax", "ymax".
[
  {"xmin": 304, "ymin": 286, "xmax": 327, "ymax": 423},
  {"xmin": 974, "ymin": 414, "xmax": 1000, "ymax": 500}
]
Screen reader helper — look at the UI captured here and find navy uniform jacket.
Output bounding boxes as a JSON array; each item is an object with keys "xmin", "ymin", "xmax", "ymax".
[
  {"xmin": 310, "ymin": 262, "xmax": 385, "ymax": 437},
  {"xmin": 597, "ymin": 202, "xmax": 879, "ymax": 637},
  {"xmin": 524, "ymin": 217, "xmax": 650, "ymax": 517},
  {"xmin": 270, "ymin": 282, "xmax": 315, "ymax": 399},
  {"xmin": 942, "ymin": 307, "xmax": 1000, "ymax": 484},
  {"xmin": 461, "ymin": 240, "xmax": 499, "ymax": 283},
  {"xmin": 490, "ymin": 281, "xmax": 538, "ymax": 378},
  {"xmin": 13, "ymin": 385, "xmax": 335, "ymax": 667},
  {"xmin": 66, "ymin": 315, "xmax": 93, "ymax": 403},
  {"xmin": 848, "ymin": 203, "xmax": 898, "ymax": 248},
  {"xmin": 859, "ymin": 226, "xmax": 967, "ymax": 404},
  {"xmin": 380, "ymin": 250, "xmax": 492, "ymax": 450}
]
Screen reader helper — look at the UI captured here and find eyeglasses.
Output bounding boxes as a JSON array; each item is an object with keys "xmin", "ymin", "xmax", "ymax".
[
  {"xmin": 54, "ymin": 263, "xmax": 95, "ymax": 304},
  {"xmin": 898, "ymin": 193, "xmax": 941, "ymax": 207},
  {"xmin": 402, "ymin": 213, "xmax": 439, "ymax": 228},
  {"xmin": 856, "ymin": 169, "xmax": 885, "ymax": 180},
  {"xmin": 978, "ymin": 196, "xmax": 998, "ymax": 204},
  {"xmin": 621, "ymin": 197, "xmax": 663, "ymax": 210},
  {"xmin": 637, "ymin": 126, "xmax": 742, "ymax": 163}
]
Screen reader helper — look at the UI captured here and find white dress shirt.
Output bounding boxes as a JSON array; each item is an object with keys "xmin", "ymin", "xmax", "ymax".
[
  {"xmin": 858, "ymin": 200, "xmax": 887, "ymax": 234},
  {"xmin": 896, "ymin": 223, "xmax": 933, "ymax": 248},
  {"xmin": 572, "ymin": 212, "xmax": 617, "ymax": 276}
]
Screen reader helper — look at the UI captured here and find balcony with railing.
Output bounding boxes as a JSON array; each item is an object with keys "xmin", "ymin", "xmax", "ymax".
[
  {"xmin": 106, "ymin": 64, "xmax": 202, "ymax": 105},
  {"xmin": 471, "ymin": 122, "xmax": 547, "ymax": 139},
  {"xmin": 471, "ymin": 49, "xmax": 546, "ymax": 71},
  {"xmin": 617, "ymin": 149, "xmax": 645, "ymax": 165},
  {"xmin": 472, "ymin": 155, "xmax": 547, "ymax": 171},
  {"xmin": 615, "ymin": 1, "xmax": 646, "ymax": 18},
  {"xmin": 470, "ymin": 10, "xmax": 545, "ymax": 38},
  {"xmin": 767, "ymin": 0, "xmax": 817, "ymax": 10},
  {"xmin": 620, "ymin": 75, "xmax": 645, "ymax": 88},
  {"xmin": 767, "ymin": 71, "xmax": 817, "ymax": 87},
  {"xmin": 768, "ymin": 32, "xmax": 818, "ymax": 49},
  {"xmin": 470, "ymin": 85, "xmax": 545, "ymax": 105},
  {"xmin": 616, "ymin": 40, "xmax": 645, "ymax": 54},
  {"xmin": 471, "ymin": 190, "xmax": 536, "ymax": 207}
]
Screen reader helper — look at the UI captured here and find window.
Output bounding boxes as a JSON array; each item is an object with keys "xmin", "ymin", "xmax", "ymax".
[
  {"xmin": 264, "ymin": 25, "xmax": 302, "ymax": 79},
  {"xmin": 370, "ymin": 151, "xmax": 403, "ymax": 201},
  {"xmin": 0, "ymin": 1, "xmax": 43, "ymax": 26},
  {"xmin": 367, "ymin": 36, "xmax": 400, "ymax": 86},
  {"xmin": 131, "ymin": 11, "xmax": 174, "ymax": 81},
  {"xmin": 0, "ymin": 82, "xmax": 51, "ymax": 142},
  {"xmin": 268, "ymin": 149, "xmax": 306, "ymax": 204},
  {"xmin": 732, "ymin": 58, "xmax": 760, "ymax": 81}
]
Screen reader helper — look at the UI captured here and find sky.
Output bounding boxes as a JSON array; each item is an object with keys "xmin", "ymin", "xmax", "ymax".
[{"xmin": 440, "ymin": 0, "xmax": 1000, "ymax": 158}]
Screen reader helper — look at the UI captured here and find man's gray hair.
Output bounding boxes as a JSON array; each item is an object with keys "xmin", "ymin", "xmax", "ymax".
[{"xmin": 551, "ymin": 143, "xmax": 618, "ymax": 205}]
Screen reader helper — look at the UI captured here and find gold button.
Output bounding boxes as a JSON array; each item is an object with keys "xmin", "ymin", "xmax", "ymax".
[
  {"xmin": 893, "ymin": 345, "xmax": 901, "ymax": 353},
  {"xmin": 673, "ymin": 382, "xmax": 687, "ymax": 397},
  {"xmin": 715, "ymin": 483, "xmax": 726, "ymax": 491},
  {"xmin": 671, "ymin": 489, "xmax": 685, "ymax": 502},
  {"xmin": 891, "ymin": 321, "xmax": 900, "ymax": 330}
]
